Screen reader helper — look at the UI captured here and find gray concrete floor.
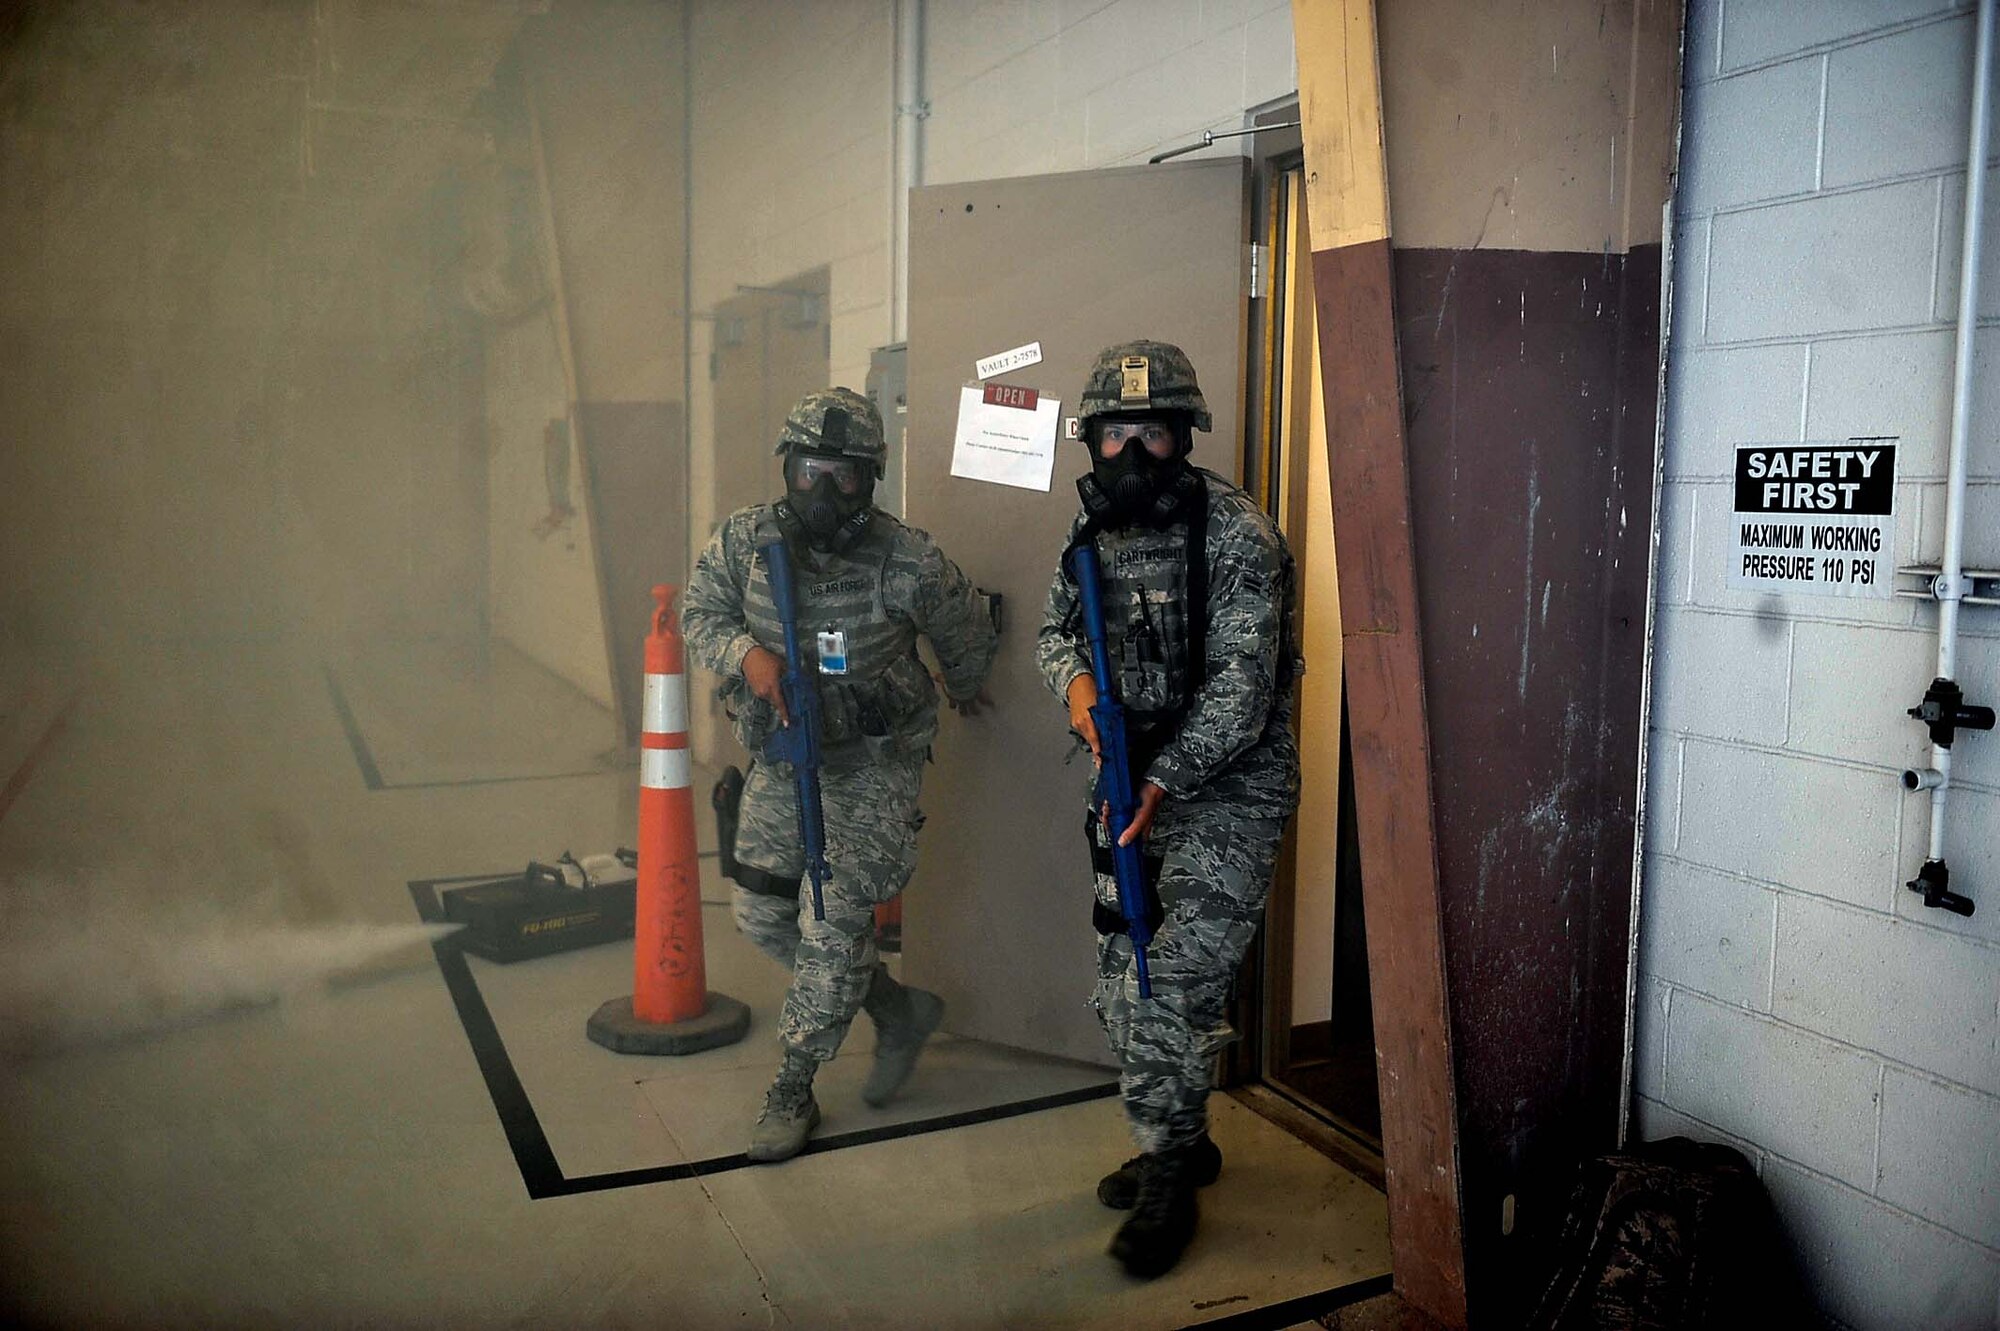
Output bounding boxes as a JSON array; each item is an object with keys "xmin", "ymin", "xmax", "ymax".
[{"xmin": 0, "ymin": 634, "xmax": 1389, "ymax": 1329}]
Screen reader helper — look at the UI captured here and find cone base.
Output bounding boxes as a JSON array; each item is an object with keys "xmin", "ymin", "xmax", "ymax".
[{"xmin": 586, "ymin": 992, "xmax": 751, "ymax": 1056}]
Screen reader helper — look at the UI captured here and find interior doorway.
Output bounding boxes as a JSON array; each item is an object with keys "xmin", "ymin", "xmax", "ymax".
[
  {"xmin": 707, "ymin": 266, "xmax": 832, "ymax": 525},
  {"xmin": 1234, "ymin": 131, "xmax": 1382, "ymax": 1158},
  {"xmin": 694, "ymin": 264, "xmax": 831, "ymax": 763}
]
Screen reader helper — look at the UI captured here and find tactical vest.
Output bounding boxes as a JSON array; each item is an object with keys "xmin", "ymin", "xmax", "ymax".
[
  {"xmin": 1078, "ymin": 472, "xmax": 1300, "ymax": 754},
  {"xmin": 728, "ymin": 513, "xmax": 937, "ymax": 769},
  {"xmin": 1091, "ymin": 520, "xmax": 1200, "ymax": 723}
]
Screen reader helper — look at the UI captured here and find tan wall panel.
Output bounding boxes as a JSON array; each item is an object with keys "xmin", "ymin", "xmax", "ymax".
[
  {"xmin": 526, "ymin": 2, "xmax": 687, "ymax": 402},
  {"xmin": 1374, "ymin": 0, "xmax": 1681, "ymax": 253}
]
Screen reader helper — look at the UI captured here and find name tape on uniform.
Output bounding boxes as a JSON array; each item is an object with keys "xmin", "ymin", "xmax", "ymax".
[{"xmin": 1728, "ymin": 442, "xmax": 1896, "ymax": 599}]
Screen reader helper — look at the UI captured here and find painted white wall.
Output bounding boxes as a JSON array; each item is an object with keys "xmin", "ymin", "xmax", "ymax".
[
  {"xmin": 486, "ymin": 314, "xmax": 616, "ymax": 709},
  {"xmin": 1638, "ymin": 4, "xmax": 2000, "ymax": 1327},
  {"xmin": 684, "ymin": 0, "xmax": 1298, "ymax": 760}
]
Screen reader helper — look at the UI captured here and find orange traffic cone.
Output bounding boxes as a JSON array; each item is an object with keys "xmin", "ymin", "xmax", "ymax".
[
  {"xmin": 874, "ymin": 897, "xmax": 902, "ymax": 953},
  {"xmin": 587, "ymin": 586, "xmax": 751, "ymax": 1055}
]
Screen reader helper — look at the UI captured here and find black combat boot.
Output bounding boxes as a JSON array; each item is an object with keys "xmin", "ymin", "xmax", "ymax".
[
  {"xmin": 1097, "ymin": 1132, "xmax": 1222, "ymax": 1209},
  {"xmin": 1108, "ymin": 1146, "xmax": 1199, "ymax": 1278},
  {"xmin": 860, "ymin": 967, "xmax": 945, "ymax": 1108}
]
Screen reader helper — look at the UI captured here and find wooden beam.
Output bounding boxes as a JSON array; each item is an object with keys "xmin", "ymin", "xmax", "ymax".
[
  {"xmin": 1291, "ymin": 1, "xmax": 1468, "ymax": 1324},
  {"xmin": 1295, "ymin": 0, "xmax": 1391, "ymax": 252}
]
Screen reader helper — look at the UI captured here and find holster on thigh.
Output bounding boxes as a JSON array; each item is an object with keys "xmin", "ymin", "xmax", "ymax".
[{"xmin": 710, "ymin": 766, "xmax": 745, "ymax": 881}]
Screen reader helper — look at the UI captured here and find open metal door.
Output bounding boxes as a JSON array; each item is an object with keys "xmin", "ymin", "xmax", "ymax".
[{"xmin": 902, "ymin": 159, "xmax": 1250, "ymax": 1064}]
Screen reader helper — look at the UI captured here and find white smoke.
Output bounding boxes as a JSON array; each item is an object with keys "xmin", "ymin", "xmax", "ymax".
[{"xmin": 0, "ymin": 916, "xmax": 461, "ymax": 1060}]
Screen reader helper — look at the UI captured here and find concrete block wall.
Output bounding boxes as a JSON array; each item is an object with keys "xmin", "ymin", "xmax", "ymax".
[
  {"xmin": 683, "ymin": 0, "xmax": 1296, "ymax": 758},
  {"xmin": 1639, "ymin": 3, "xmax": 2000, "ymax": 1327}
]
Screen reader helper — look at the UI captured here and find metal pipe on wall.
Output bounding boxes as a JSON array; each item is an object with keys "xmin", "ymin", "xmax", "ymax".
[
  {"xmin": 1910, "ymin": 0, "xmax": 1996, "ymax": 915},
  {"xmin": 890, "ymin": 0, "xmax": 926, "ymax": 346}
]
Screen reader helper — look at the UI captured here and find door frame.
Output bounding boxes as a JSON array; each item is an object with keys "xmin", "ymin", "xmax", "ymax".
[{"xmin": 1223, "ymin": 111, "xmax": 1386, "ymax": 1176}]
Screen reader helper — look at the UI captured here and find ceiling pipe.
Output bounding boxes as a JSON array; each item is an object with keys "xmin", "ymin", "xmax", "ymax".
[{"xmin": 890, "ymin": 0, "xmax": 926, "ymax": 346}]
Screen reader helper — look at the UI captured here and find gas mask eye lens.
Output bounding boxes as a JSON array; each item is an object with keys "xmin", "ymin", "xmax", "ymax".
[
  {"xmin": 789, "ymin": 454, "xmax": 865, "ymax": 494},
  {"xmin": 1097, "ymin": 420, "xmax": 1176, "ymax": 459}
]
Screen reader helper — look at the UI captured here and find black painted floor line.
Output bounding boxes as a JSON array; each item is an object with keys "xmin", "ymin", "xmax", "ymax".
[
  {"xmin": 412, "ymin": 874, "xmax": 1390, "ymax": 1326},
  {"xmin": 374, "ymin": 769, "xmax": 630, "ymax": 791},
  {"xmin": 545, "ymin": 1080, "xmax": 1124, "ymax": 1198},
  {"xmin": 411, "ymin": 877, "xmax": 564, "ymax": 1193},
  {"xmin": 326, "ymin": 667, "xmax": 630, "ymax": 792},
  {"xmin": 323, "ymin": 668, "xmax": 384, "ymax": 791},
  {"xmin": 411, "ymin": 876, "xmax": 1118, "ymax": 1199}
]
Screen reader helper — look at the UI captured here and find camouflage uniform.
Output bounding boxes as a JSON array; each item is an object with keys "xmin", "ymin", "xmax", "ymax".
[
  {"xmin": 683, "ymin": 437, "xmax": 998, "ymax": 1067},
  {"xmin": 725, "ymin": 746, "xmax": 926, "ymax": 1060},
  {"xmin": 1038, "ymin": 365, "xmax": 1301, "ymax": 1159}
]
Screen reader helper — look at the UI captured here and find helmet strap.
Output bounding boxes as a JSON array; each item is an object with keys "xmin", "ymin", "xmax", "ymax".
[
  {"xmin": 1076, "ymin": 472, "xmax": 1115, "ymax": 524},
  {"xmin": 1145, "ymin": 466, "xmax": 1201, "ymax": 527},
  {"xmin": 824, "ymin": 506, "xmax": 875, "ymax": 552}
]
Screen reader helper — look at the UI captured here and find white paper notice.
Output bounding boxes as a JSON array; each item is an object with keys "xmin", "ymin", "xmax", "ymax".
[
  {"xmin": 975, "ymin": 341, "xmax": 1043, "ymax": 380},
  {"xmin": 949, "ymin": 383, "xmax": 1061, "ymax": 491}
]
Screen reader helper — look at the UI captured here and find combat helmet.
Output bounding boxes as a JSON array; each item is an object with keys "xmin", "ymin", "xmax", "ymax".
[
  {"xmin": 774, "ymin": 386, "xmax": 886, "ymax": 477},
  {"xmin": 1075, "ymin": 340, "xmax": 1212, "ymax": 436}
]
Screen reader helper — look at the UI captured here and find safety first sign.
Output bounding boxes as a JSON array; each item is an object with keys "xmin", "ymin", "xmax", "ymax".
[{"xmin": 1729, "ymin": 441, "xmax": 1896, "ymax": 598}]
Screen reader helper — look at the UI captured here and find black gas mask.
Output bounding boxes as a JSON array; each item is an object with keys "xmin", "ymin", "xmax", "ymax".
[
  {"xmin": 1076, "ymin": 413, "xmax": 1198, "ymax": 528},
  {"xmin": 779, "ymin": 450, "xmax": 875, "ymax": 552}
]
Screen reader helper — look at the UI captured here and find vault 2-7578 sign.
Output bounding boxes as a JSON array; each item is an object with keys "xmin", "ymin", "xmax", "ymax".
[{"xmin": 1728, "ymin": 441, "xmax": 1896, "ymax": 599}]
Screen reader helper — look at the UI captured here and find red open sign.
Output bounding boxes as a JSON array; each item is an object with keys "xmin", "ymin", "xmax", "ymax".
[{"xmin": 982, "ymin": 382, "xmax": 1039, "ymax": 411}]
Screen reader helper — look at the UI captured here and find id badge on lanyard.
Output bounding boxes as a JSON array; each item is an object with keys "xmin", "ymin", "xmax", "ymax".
[{"xmin": 816, "ymin": 630, "xmax": 849, "ymax": 675}]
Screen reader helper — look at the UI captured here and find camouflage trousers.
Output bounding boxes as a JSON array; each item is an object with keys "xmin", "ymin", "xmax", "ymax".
[
  {"xmin": 1091, "ymin": 798, "xmax": 1285, "ymax": 1154},
  {"xmin": 730, "ymin": 751, "xmax": 926, "ymax": 1063}
]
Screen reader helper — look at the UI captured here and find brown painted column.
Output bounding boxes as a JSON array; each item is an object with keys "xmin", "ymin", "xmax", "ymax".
[
  {"xmin": 1291, "ymin": 2, "xmax": 1468, "ymax": 1324},
  {"xmin": 1294, "ymin": 0, "xmax": 1683, "ymax": 1324}
]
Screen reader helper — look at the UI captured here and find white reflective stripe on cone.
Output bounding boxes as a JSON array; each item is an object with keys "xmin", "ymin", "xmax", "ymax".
[
  {"xmin": 643, "ymin": 672, "xmax": 689, "ymax": 736},
  {"xmin": 641, "ymin": 746, "xmax": 692, "ymax": 791}
]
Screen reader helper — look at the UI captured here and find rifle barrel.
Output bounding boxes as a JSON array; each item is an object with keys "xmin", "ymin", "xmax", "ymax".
[
  {"xmin": 759, "ymin": 539, "xmax": 831, "ymax": 921},
  {"xmin": 1070, "ymin": 542, "xmax": 1154, "ymax": 999}
]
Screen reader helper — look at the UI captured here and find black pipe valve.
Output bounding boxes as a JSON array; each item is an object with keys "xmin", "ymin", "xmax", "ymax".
[
  {"xmin": 1908, "ymin": 677, "xmax": 1995, "ymax": 748},
  {"xmin": 1908, "ymin": 859, "xmax": 1975, "ymax": 917}
]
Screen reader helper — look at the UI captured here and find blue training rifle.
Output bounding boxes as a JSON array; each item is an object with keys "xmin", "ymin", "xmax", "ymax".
[
  {"xmin": 1068, "ymin": 541, "xmax": 1154, "ymax": 999},
  {"xmin": 757, "ymin": 539, "xmax": 830, "ymax": 922}
]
